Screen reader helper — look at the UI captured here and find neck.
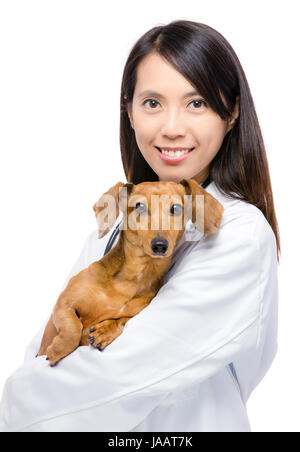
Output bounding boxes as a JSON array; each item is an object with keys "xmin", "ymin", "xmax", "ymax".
[
  {"xmin": 191, "ymin": 168, "xmax": 210, "ymax": 185},
  {"xmin": 158, "ymin": 168, "xmax": 209, "ymax": 185}
]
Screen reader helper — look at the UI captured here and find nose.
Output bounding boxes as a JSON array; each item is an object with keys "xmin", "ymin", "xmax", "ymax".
[
  {"xmin": 160, "ymin": 108, "xmax": 186, "ymax": 137},
  {"xmin": 151, "ymin": 237, "xmax": 169, "ymax": 255}
]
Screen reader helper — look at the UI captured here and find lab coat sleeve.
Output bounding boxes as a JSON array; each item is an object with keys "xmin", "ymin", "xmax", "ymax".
[{"xmin": 0, "ymin": 210, "xmax": 278, "ymax": 432}]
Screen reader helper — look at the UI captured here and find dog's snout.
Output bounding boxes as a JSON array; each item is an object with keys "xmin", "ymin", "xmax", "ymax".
[{"xmin": 151, "ymin": 237, "xmax": 169, "ymax": 255}]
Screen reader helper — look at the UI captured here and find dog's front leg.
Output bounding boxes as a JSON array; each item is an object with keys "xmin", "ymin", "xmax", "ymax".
[
  {"xmin": 46, "ymin": 307, "xmax": 83, "ymax": 366},
  {"xmin": 87, "ymin": 295, "xmax": 154, "ymax": 351},
  {"xmin": 87, "ymin": 317, "xmax": 131, "ymax": 351}
]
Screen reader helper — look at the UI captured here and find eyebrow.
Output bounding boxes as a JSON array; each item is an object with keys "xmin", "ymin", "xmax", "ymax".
[{"xmin": 136, "ymin": 90, "xmax": 201, "ymax": 99}]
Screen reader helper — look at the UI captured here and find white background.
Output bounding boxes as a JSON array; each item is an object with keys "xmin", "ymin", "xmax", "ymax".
[{"xmin": 0, "ymin": 0, "xmax": 299, "ymax": 432}]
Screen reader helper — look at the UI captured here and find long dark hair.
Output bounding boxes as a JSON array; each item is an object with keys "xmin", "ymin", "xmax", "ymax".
[{"xmin": 119, "ymin": 20, "xmax": 281, "ymax": 262}]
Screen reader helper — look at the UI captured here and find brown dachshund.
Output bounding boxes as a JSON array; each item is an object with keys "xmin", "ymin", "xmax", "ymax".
[{"xmin": 37, "ymin": 179, "xmax": 224, "ymax": 366}]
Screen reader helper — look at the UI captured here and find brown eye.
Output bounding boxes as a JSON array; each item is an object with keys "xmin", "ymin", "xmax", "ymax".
[
  {"xmin": 143, "ymin": 99, "xmax": 160, "ymax": 109},
  {"xmin": 170, "ymin": 204, "xmax": 182, "ymax": 216},
  {"xmin": 135, "ymin": 202, "xmax": 147, "ymax": 215},
  {"xmin": 189, "ymin": 99, "xmax": 207, "ymax": 109}
]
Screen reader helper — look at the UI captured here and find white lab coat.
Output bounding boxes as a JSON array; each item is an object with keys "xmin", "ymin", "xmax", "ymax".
[{"xmin": 0, "ymin": 181, "xmax": 278, "ymax": 432}]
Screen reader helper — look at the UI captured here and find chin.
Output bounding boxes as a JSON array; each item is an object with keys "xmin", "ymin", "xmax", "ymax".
[{"xmin": 158, "ymin": 173, "xmax": 186, "ymax": 183}]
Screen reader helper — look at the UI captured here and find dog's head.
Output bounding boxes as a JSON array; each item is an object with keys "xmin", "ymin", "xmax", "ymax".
[{"xmin": 93, "ymin": 179, "xmax": 224, "ymax": 257}]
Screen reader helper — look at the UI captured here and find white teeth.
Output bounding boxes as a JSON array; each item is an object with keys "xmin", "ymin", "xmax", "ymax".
[{"xmin": 161, "ymin": 149, "xmax": 190, "ymax": 156}]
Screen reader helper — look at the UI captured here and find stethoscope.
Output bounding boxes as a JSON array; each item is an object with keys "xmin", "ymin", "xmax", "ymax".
[{"xmin": 103, "ymin": 175, "xmax": 211, "ymax": 256}]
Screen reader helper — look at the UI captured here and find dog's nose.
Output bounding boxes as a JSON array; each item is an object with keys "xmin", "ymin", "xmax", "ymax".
[{"xmin": 151, "ymin": 237, "xmax": 169, "ymax": 255}]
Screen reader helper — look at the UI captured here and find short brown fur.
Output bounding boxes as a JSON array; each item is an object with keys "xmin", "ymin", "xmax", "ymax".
[{"xmin": 38, "ymin": 179, "xmax": 224, "ymax": 366}]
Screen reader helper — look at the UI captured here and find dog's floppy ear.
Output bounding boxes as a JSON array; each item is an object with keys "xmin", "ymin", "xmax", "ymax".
[
  {"xmin": 93, "ymin": 182, "xmax": 134, "ymax": 239},
  {"xmin": 118, "ymin": 182, "xmax": 135, "ymax": 214},
  {"xmin": 179, "ymin": 178, "xmax": 224, "ymax": 234}
]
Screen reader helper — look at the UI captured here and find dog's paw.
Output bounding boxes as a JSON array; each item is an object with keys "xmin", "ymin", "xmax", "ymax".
[
  {"xmin": 46, "ymin": 345, "xmax": 63, "ymax": 367},
  {"xmin": 88, "ymin": 319, "xmax": 123, "ymax": 351}
]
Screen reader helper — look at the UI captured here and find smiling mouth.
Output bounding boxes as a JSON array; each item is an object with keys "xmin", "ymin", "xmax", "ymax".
[{"xmin": 155, "ymin": 147, "xmax": 194, "ymax": 153}]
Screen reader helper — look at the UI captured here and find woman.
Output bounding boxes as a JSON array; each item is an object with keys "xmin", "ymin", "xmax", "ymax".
[{"xmin": 0, "ymin": 20, "xmax": 280, "ymax": 432}]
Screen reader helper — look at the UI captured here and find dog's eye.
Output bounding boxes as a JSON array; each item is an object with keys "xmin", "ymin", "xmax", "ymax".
[
  {"xmin": 135, "ymin": 202, "xmax": 147, "ymax": 215},
  {"xmin": 170, "ymin": 204, "xmax": 183, "ymax": 216}
]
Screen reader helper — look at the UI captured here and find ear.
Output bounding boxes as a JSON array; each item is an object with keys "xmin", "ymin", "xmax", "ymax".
[
  {"xmin": 126, "ymin": 100, "xmax": 134, "ymax": 130},
  {"xmin": 118, "ymin": 182, "xmax": 135, "ymax": 214},
  {"xmin": 93, "ymin": 181, "xmax": 134, "ymax": 239},
  {"xmin": 226, "ymin": 96, "xmax": 239, "ymax": 133},
  {"xmin": 179, "ymin": 178, "xmax": 224, "ymax": 234}
]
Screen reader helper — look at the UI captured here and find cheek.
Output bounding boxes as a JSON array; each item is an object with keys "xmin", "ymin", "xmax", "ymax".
[
  {"xmin": 132, "ymin": 107, "xmax": 160, "ymax": 141},
  {"xmin": 132, "ymin": 107, "xmax": 150, "ymax": 132},
  {"xmin": 134, "ymin": 119, "xmax": 153, "ymax": 146},
  {"xmin": 197, "ymin": 118, "xmax": 228, "ymax": 154},
  {"xmin": 209, "ymin": 130, "xmax": 227, "ymax": 154}
]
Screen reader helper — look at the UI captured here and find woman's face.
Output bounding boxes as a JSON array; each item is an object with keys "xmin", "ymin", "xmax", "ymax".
[{"xmin": 127, "ymin": 52, "xmax": 239, "ymax": 183}]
